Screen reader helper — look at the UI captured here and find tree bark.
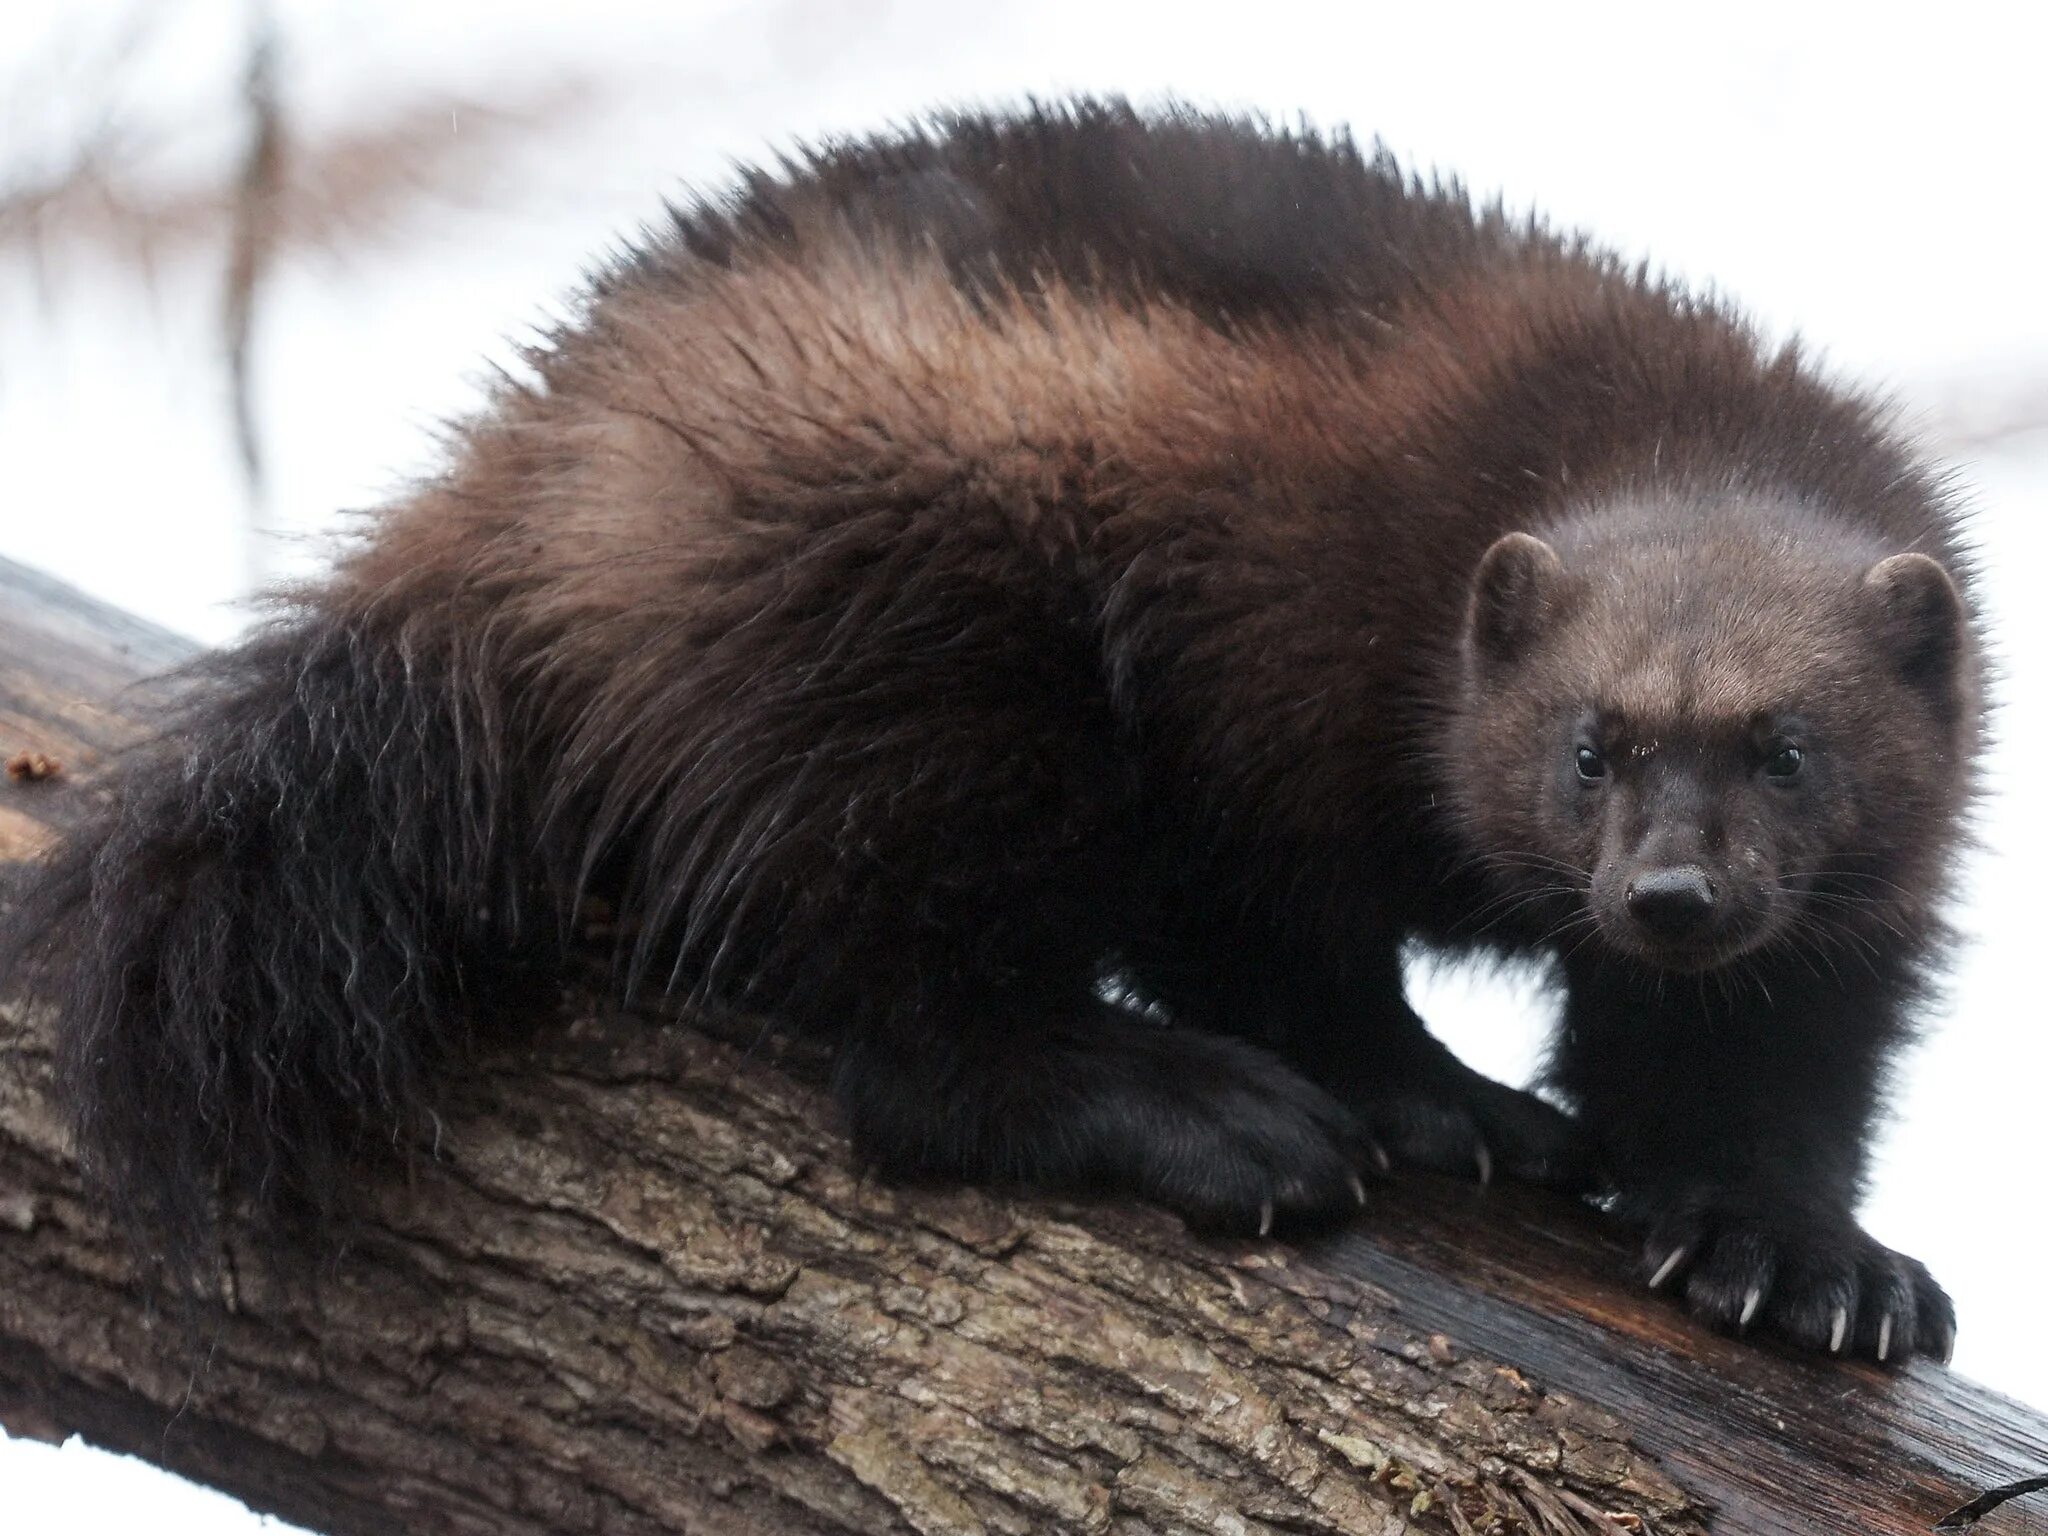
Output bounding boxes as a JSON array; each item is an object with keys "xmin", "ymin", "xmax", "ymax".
[{"xmin": 0, "ymin": 553, "xmax": 2042, "ymax": 1536}]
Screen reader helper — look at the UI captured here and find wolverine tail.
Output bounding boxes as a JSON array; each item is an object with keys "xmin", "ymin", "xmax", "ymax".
[{"xmin": 1, "ymin": 603, "xmax": 555, "ymax": 1273}]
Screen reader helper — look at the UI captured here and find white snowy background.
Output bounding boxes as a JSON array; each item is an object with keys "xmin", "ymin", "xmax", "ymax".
[{"xmin": 4, "ymin": 1, "xmax": 2045, "ymax": 1528}]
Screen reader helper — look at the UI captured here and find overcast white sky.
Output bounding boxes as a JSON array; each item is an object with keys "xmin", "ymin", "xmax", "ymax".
[{"xmin": 4, "ymin": 2, "xmax": 2046, "ymax": 1529}]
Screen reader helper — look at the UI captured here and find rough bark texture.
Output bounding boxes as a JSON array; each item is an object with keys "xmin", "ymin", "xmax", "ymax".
[{"xmin": 1, "ymin": 553, "xmax": 2043, "ymax": 1536}]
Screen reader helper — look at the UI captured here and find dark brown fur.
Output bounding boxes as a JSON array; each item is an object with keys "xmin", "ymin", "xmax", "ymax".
[{"xmin": 2, "ymin": 100, "xmax": 1980, "ymax": 1360}]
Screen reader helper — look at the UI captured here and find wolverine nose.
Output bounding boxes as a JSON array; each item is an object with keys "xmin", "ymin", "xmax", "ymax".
[{"xmin": 1626, "ymin": 866, "xmax": 1718, "ymax": 937}]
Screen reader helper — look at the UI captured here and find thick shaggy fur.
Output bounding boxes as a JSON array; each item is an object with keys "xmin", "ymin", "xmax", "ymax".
[{"xmin": 3, "ymin": 101, "xmax": 1980, "ymax": 1360}]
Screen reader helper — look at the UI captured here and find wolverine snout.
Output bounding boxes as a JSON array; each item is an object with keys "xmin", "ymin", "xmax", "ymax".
[{"xmin": 1624, "ymin": 864, "xmax": 1718, "ymax": 939}]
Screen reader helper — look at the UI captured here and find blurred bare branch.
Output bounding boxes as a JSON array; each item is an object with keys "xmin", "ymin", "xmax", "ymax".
[
  {"xmin": 1932, "ymin": 380, "xmax": 2048, "ymax": 456},
  {"xmin": 0, "ymin": 51, "xmax": 599, "ymax": 278},
  {"xmin": 0, "ymin": 4, "xmax": 178, "ymax": 297},
  {"xmin": 225, "ymin": 7, "xmax": 283, "ymax": 496},
  {"xmin": 0, "ymin": 5, "xmax": 601, "ymax": 535}
]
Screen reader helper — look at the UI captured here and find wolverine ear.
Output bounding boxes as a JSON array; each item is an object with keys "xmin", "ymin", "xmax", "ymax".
[
  {"xmin": 1468, "ymin": 533, "xmax": 1563, "ymax": 667},
  {"xmin": 1864, "ymin": 552, "xmax": 1967, "ymax": 702}
]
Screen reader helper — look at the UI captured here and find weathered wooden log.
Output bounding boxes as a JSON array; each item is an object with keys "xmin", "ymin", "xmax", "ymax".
[{"xmin": 1, "ymin": 553, "xmax": 2042, "ymax": 1536}]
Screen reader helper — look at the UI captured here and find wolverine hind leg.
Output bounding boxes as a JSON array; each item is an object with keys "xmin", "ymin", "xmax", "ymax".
[{"xmin": 629, "ymin": 567, "xmax": 1374, "ymax": 1233}]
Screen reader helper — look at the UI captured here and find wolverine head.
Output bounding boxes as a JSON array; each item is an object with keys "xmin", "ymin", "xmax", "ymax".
[{"xmin": 1449, "ymin": 497, "xmax": 1977, "ymax": 973}]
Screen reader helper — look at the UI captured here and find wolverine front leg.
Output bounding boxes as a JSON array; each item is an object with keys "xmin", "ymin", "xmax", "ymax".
[
  {"xmin": 1557, "ymin": 965, "xmax": 1955, "ymax": 1362},
  {"xmin": 1285, "ymin": 935, "xmax": 1594, "ymax": 1190},
  {"xmin": 833, "ymin": 1000, "xmax": 1376, "ymax": 1236},
  {"xmin": 1143, "ymin": 918, "xmax": 1594, "ymax": 1191}
]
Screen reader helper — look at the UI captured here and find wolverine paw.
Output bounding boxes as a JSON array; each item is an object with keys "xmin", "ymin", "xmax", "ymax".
[
  {"xmin": 1627, "ymin": 1189, "xmax": 1955, "ymax": 1363},
  {"xmin": 1350, "ymin": 1055, "xmax": 1596, "ymax": 1193},
  {"xmin": 1123, "ymin": 1050, "xmax": 1375, "ymax": 1237}
]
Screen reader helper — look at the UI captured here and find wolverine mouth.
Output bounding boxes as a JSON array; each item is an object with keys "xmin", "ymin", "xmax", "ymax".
[
  {"xmin": 1601, "ymin": 919, "xmax": 1773, "ymax": 975},
  {"xmin": 1628, "ymin": 943, "xmax": 1737, "ymax": 975}
]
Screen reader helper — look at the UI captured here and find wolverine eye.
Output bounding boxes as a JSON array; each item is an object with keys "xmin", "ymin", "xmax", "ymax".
[
  {"xmin": 1763, "ymin": 744, "xmax": 1805, "ymax": 780},
  {"xmin": 1574, "ymin": 745, "xmax": 1608, "ymax": 782}
]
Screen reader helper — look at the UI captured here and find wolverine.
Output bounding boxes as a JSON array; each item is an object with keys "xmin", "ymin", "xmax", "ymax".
[{"xmin": 2, "ymin": 100, "xmax": 1978, "ymax": 1362}]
